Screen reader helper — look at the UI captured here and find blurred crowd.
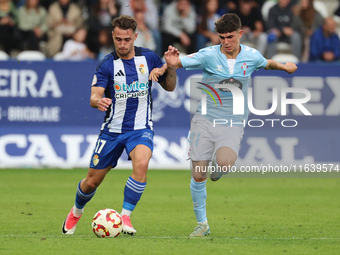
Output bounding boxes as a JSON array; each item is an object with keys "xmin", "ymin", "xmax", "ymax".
[{"xmin": 1, "ymin": 0, "xmax": 340, "ymax": 62}]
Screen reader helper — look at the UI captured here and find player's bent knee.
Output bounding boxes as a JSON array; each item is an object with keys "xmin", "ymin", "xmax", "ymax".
[
  {"xmin": 133, "ymin": 166, "xmax": 148, "ymax": 177},
  {"xmin": 217, "ymin": 159, "xmax": 236, "ymax": 169},
  {"xmin": 84, "ymin": 179, "xmax": 101, "ymax": 192},
  {"xmin": 192, "ymin": 170, "xmax": 207, "ymax": 180},
  {"xmin": 132, "ymin": 159, "xmax": 149, "ymax": 182},
  {"xmin": 135, "ymin": 159, "xmax": 149, "ymax": 172}
]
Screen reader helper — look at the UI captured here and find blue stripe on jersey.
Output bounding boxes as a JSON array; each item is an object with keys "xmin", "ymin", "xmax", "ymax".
[
  {"xmin": 121, "ymin": 59, "xmax": 139, "ymax": 133},
  {"xmin": 141, "ymin": 48, "xmax": 166, "ymax": 83},
  {"xmin": 95, "ymin": 47, "xmax": 164, "ymax": 133},
  {"xmin": 106, "ymin": 93, "xmax": 115, "ymax": 127},
  {"xmin": 140, "ymin": 48, "xmax": 164, "ymax": 130},
  {"xmin": 95, "ymin": 52, "xmax": 113, "ymax": 71},
  {"xmin": 146, "ymin": 86, "xmax": 152, "ymax": 129}
]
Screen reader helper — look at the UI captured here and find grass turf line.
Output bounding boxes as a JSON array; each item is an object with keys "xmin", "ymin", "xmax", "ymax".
[{"xmin": 0, "ymin": 169, "xmax": 339, "ymax": 255}]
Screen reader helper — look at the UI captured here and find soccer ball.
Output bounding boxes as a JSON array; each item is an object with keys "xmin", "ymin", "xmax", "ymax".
[{"xmin": 92, "ymin": 209, "xmax": 123, "ymax": 238}]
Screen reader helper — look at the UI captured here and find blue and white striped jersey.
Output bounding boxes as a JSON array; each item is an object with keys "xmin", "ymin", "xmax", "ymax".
[{"xmin": 91, "ymin": 47, "xmax": 165, "ymax": 133}]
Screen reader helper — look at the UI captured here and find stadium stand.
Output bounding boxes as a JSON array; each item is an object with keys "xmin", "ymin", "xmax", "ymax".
[
  {"xmin": 53, "ymin": 52, "xmax": 65, "ymax": 61},
  {"xmin": 0, "ymin": 0, "xmax": 339, "ymax": 62},
  {"xmin": 17, "ymin": 51, "xmax": 46, "ymax": 61},
  {"xmin": 314, "ymin": 0, "xmax": 329, "ymax": 18},
  {"xmin": 271, "ymin": 53, "xmax": 299, "ymax": 63},
  {"xmin": 261, "ymin": 0, "xmax": 276, "ymax": 21},
  {"xmin": 0, "ymin": 51, "xmax": 10, "ymax": 61}
]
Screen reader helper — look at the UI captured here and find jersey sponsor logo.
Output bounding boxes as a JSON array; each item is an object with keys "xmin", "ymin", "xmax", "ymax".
[
  {"xmin": 138, "ymin": 64, "xmax": 146, "ymax": 75},
  {"xmin": 218, "ymin": 78, "xmax": 243, "ymax": 95},
  {"xmin": 114, "ymin": 81, "xmax": 149, "ymax": 92},
  {"xmin": 241, "ymin": 63, "xmax": 248, "ymax": 76},
  {"xmin": 115, "ymin": 89, "xmax": 149, "ymax": 99},
  {"xmin": 114, "ymin": 70, "xmax": 125, "ymax": 76}
]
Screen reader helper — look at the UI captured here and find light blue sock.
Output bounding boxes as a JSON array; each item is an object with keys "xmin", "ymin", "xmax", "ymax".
[{"xmin": 190, "ymin": 178, "xmax": 207, "ymax": 223}]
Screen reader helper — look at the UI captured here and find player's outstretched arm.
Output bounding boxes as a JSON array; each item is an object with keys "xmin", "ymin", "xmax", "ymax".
[
  {"xmin": 164, "ymin": 45, "xmax": 183, "ymax": 69},
  {"xmin": 265, "ymin": 59, "xmax": 298, "ymax": 74},
  {"xmin": 160, "ymin": 45, "xmax": 182, "ymax": 91},
  {"xmin": 149, "ymin": 45, "xmax": 183, "ymax": 91},
  {"xmin": 90, "ymin": 86, "xmax": 112, "ymax": 112},
  {"xmin": 149, "ymin": 46, "xmax": 183, "ymax": 82}
]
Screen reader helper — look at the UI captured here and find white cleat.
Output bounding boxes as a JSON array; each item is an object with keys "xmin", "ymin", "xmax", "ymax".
[{"xmin": 190, "ymin": 224, "xmax": 210, "ymax": 237}]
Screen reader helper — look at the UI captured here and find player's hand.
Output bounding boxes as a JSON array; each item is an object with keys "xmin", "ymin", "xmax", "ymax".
[
  {"xmin": 284, "ymin": 62, "xmax": 298, "ymax": 74},
  {"xmin": 149, "ymin": 67, "xmax": 164, "ymax": 82},
  {"xmin": 97, "ymin": 98, "xmax": 112, "ymax": 112},
  {"xmin": 164, "ymin": 45, "xmax": 180, "ymax": 68}
]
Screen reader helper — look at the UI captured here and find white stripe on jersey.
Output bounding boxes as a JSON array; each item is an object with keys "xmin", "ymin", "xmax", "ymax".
[
  {"xmin": 133, "ymin": 56, "xmax": 151, "ymax": 130},
  {"xmin": 227, "ymin": 59, "xmax": 236, "ymax": 74},
  {"xmin": 108, "ymin": 58, "xmax": 127, "ymax": 132}
]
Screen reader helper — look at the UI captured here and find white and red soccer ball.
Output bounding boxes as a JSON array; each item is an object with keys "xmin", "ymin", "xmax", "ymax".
[{"xmin": 92, "ymin": 209, "xmax": 123, "ymax": 238}]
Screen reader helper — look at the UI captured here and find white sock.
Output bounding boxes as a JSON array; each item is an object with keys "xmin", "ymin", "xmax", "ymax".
[
  {"xmin": 198, "ymin": 221, "xmax": 208, "ymax": 226},
  {"xmin": 121, "ymin": 208, "xmax": 132, "ymax": 216},
  {"xmin": 73, "ymin": 205, "xmax": 84, "ymax": 217}
]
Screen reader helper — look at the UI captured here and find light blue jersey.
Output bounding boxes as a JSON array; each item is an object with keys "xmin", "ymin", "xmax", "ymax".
[{"xmin": 181, "ymin": 44, "xmax": 267, "ymax": 126}]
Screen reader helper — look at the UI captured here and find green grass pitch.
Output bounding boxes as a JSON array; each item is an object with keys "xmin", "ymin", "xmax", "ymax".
[{"xmin": 0, "ymin": 169, "xmax": 339, "ymax": 255}]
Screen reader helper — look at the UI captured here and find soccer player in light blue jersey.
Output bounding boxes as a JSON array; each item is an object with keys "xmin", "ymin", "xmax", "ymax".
[
  {"xmin": 158, "ymin": 13, "xmax": 297, "ymax": 236},
  {"xmin": 62, "ymin": 15, "xmax": 179, "ymax": 236}
]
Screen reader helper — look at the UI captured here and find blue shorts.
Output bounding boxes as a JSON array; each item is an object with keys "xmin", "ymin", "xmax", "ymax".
[{"xmin": 89, "ymin": 129, "xmax": 154, "ymax": 169}]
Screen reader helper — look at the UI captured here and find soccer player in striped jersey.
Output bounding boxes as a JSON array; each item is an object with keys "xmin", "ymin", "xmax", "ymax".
[{"xmin": 62, "ymin": 15, "xmax": 179, "ymax": 236}]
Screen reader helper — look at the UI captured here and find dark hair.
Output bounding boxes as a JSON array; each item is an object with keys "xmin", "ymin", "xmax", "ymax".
[
  {"xmin": 300, "ymin": 0, "xmax": 316, "ymax": 29},
  {"xmin": 111, "ymin": 15, "xmax": 137, "ymax": 32},
  {"xmin": 25, "ymin": 0, "xmax": 40, "ymax": 13},
  {"xmin": 215, "ymin": 13, "xmax": 241, "ymax": 34},
  {"xmin": 198, "ymin": 0, "xmax": 218, "ymax": 33}
]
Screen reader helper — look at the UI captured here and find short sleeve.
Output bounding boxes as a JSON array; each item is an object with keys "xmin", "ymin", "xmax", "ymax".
[
  {"xmin": 148, "ymin": 50, "xmax": 166, "ymax": 83},
  {"xmin": 180, "ymin": 50, "xmax": 206, "ymax": 70},
  {"xmin": 255, "ymin": 51, "xmax": 268, "ymax": 70},
  {"xmin": 153, "ymin": 52, "xmax": 164, "ymax": 69},
  {"xmin": 92, "ymin": 59, "xmax": 110, "ymax": 88}
]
